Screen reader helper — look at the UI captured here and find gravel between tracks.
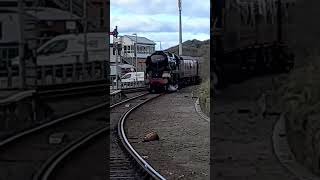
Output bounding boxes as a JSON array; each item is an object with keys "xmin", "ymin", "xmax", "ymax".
[
  {"xmin": 45, "ymin": 92, "xmax": 153, "ymax": 180},
  {"xmin": 125, "ymin": 86, "xmax": 210, "ymax": 179},
  {"xmin": 46, "ymin": 95, "xmax": 106, "ymax": 118}
]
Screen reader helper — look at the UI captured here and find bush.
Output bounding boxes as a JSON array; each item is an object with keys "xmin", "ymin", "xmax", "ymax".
[
  {"xmin": 277, "ymin": 56, "xmax": 320, "ymax": 174},
  {"xmin": 199, "ymin": 80, "xmax": 210, "ymax": 116}
]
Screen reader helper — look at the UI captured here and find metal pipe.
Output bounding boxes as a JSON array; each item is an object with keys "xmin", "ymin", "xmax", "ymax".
[
  {"xmin": 70, "ymin": 0, "xmax": 73, "ymax": 15},
  {"xmin": 135, "ymin": 34, "xmax": 138, "ymax": 72},
  {"xmin": 115, "ymin": 32, "xmax": 118, "ymax": 89},
  {"xmin": 133, "ymin": 33, "xmax": 138, "ymax": 83},
  {"xmin": 178, "ymin": 0, "xmax": 182, "ymax": 56},
  {"xmin": 277, "ymin": 0, "xmax": 282, "ymax": 43},
  {"xmin": 18, "ymin": 0, "xmax": 25, "ymax": 89},
  {"xmin": 83, "ymin": 0, "xmax": 88, "ymax": 63}
]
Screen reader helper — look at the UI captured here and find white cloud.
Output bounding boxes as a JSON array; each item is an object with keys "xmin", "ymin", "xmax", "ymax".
[
  {"xmin": 111, "ymin": 0, "xmax": 210, "ymax": 17},
  {"xmin": 110, "ymin": 0, "xmax": 210, "ymax": 49},
  {"xmin": 110, "ymin": 15, "xmax": 209, "ymax": 34}
]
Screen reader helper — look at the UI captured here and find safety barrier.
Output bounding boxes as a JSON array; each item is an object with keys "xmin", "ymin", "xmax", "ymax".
[
  {"xmin": 110, "ymin": 76, "xmax": 147, "ymax": 90},
  {"xmin": 0, "ymin": 90, "xmax": 37, "ymax": 131},
  {"xmin": 110, "ymin": 90, "xmax": 122, "ymax": 105},
  {"xmin": 0, "ymin": 61, "xmax": 106, "ymax": 89}
]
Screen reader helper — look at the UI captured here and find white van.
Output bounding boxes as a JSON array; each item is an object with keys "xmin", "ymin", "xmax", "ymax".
[
  {"xmin": 114, "ymin": 72, "xmax": 145, "ymax": 83},
  {"xmin": 12, "ymin": 33, "xmax": 108, "ymax": 66}
]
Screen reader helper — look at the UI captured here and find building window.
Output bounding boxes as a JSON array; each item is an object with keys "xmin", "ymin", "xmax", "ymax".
[
  {"xmin": 1, "ymin": 48, "xmax": 7, "ymax": 59},
  {"xmin": 8, "ymin": 48, "xmax": 18, "ymax": 58},
  {"xmin": 0, "ymin": 22, "xmax": 2, "ymax": 40}
]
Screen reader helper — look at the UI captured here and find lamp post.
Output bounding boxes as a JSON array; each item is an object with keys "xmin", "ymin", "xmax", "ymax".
[
  {"xmin": 83, "ymin": 0, "xmax": 88, "ymax": 63},
  {"xmin": 18, "ymin": 0, "xmax": 25, "ymax": 89},
  {"xmin": 132, "ymin": 33, "xmax": 138, "ymax": 83},
  {"xmin": 178, "ymin": 0, "xmax": 183, "ymax": 56}
]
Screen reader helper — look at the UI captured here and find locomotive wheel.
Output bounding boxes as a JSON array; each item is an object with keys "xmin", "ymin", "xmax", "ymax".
[
  {"xmin": 148, "ymin": 88, "xmax": 153, "ymax": 93},
  {"xmin": 148, "ymin": 84, "xmax": 155, "ymax": 93}
]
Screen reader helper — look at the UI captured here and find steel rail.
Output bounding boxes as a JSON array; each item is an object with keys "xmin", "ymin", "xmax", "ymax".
[
  {"xmin": 118, "ymin": 93, "xmax": 167, "ymax": 180},
  {"xmin": 0, "ymin": 91, "xmax": 147, "ymax": 147},
  {"xmin": 32, "ymin": 92, "xmax": 150, "ymax": 180}
]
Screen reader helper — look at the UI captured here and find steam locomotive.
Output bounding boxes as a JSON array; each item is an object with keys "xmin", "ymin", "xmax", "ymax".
[
  {"xmin": 213, "ymin": 0, "xmax": 295, "ymax": 89},
  {"xmin": 145, "ymin": 51, "xmax": 200, "ymax": 92}
]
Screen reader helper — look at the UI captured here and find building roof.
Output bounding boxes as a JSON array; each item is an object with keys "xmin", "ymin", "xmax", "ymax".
[{"xmin": 123, "ymin": 35, "xmax": 156, "ymax": 45}]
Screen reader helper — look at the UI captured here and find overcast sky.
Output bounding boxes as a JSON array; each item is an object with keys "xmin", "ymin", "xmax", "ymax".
[{"xmin": 110, "ymin": 0, "xmax": 210, "ymax": 50}]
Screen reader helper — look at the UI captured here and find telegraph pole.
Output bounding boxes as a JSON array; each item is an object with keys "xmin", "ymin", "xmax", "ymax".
[
  {"xmin": 112, "ymin": 26, "xmax": 119, "ymax": 89},
  {"xmin": 83, "ymin": 0, "xmax": 88, "ymax": 62},
  {"xmin": 18, "ymin": 0, "xmax": 25, "ymax": 89},
  {"xmin": 178, "ymin": 0, "xmax": 182, "ymax": 56},
  {"xmin": 70, "ymin": 0, "xmax": 73, "ymax": 14},
  {"xmin": 277, "ymin": 0, "xmax": 282, "ymax": 43}
]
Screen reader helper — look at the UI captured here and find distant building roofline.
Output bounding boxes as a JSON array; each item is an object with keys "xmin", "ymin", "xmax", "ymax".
[{"xmin": 121, "ymin": 35, "xmax": 156, "ymax": 45}]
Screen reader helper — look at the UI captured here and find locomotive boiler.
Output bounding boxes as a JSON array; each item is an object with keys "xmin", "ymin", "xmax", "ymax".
[{"xmin": 146, "ymin": 51, "xmax": 200, "ymax": 92}]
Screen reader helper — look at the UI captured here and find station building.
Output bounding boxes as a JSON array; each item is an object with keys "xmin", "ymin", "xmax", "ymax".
[{"xmin": 110, "ymin": 35, "xmax": 156, "ymax": 72}]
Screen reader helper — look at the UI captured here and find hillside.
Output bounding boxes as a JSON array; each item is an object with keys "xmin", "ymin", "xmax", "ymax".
[{"xmin": 166, "ymin": 39, "xmax": 210, "ymax": 58}]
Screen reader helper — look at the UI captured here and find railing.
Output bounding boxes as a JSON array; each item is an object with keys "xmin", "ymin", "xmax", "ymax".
[
  {"xmin": 0, "ymin": 61, "xmax": 106, "ymax": 89},
  {"xmin": 109, "ymin": 76, "xmax": 147, "ymax": 90}
]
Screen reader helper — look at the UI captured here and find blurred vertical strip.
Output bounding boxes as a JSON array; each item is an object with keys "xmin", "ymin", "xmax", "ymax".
[
  {"xmin": 210, "ymin": 0, "xmax": 215, "ymax": 178},
  {"xmin": 106, "ymin": 0, "xmax": 110, "ymax": 179}
]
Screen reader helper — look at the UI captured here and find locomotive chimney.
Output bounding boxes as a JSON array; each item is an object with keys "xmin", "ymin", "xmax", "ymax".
[{"xmin": 178, "ymin": 0, "xmax": 183, "ymax": 56}]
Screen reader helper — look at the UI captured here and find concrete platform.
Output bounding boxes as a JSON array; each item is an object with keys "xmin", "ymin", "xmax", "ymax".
[{"xmin": 110, "ymin": 89, "xmax": 121, "ymax": 95}]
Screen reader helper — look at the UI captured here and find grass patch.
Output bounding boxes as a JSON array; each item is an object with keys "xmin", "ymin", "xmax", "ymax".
[
  {"xmin": 199, "ymin": 80, "xmax": 210, "ymax": 117},
  {"xmin": 276, "ymin": 56, "xmax": 320, "ymax": 174}
]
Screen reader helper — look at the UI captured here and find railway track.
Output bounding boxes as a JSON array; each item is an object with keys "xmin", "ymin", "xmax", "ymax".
[
  {"xmin": 0, "ymin": 89, "xmax": 147, "ymax": 180},
  {"xmin": 111, "ymin": 93, "xmax": 165, "ymax": 180},
  {"xmin": 37, "ymin": 79, "xmax": 147, "ymax": 99},
  {"xmin": 32, "ymin": 92, "xmax": 166, "ymax": 180}
]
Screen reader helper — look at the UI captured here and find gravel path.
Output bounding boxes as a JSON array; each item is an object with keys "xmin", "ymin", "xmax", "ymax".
[
  {"xmin": 125, "ymin": 86, "xmax": 209, "ymax": 179},
  {"xmin": 212, "ymin": 75, "xmax": 297, "ymax": 180}
]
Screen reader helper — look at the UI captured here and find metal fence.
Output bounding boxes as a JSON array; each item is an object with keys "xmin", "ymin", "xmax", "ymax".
[
  {"xmin": 0, "ymin": 60, "xmax": 147, "ymax": 90},
  {"xmin": 0, "ymin": 61, "xmax": 106, "ymax": 89},
  {"xmin": 109, "ymin": 76, "xmax": 146, "ymax": 90}
]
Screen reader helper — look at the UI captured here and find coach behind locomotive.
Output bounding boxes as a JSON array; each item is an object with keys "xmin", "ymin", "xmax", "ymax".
[{"xmin": 213, "ymin": 0, "xmax": 295, "ymax": 89}]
